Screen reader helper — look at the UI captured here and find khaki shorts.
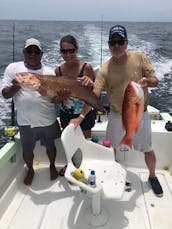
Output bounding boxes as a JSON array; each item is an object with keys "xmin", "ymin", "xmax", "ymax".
[{"xmin": 106, "ymin": 110, "xmax": 153, "ymax": 153}]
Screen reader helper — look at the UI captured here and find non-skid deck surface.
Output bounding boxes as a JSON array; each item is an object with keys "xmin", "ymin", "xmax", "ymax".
[{"xmin": 1, "ymin": 165, "xmax": 172, "ymax": 229}]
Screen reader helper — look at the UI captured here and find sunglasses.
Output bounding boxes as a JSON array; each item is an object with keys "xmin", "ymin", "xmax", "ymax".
[
  {"xmin": 60, "ymin": 48, "xmax": 76, "ymax": 54},
  {"xmin": 25, "ymin": 47, "xmax": 41, "ymax": 55},
  {"xmin": 109, "ymin": 40, "xmax": 126, "ymax": 46}
]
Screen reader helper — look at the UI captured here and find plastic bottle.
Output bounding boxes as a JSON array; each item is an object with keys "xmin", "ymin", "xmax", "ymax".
[{"xmin": 88, "ymin": 170, "xmax": 96, "ymax": 188}]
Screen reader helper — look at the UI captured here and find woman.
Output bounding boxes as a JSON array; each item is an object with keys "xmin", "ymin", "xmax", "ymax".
[{"xmin": 55, "ymin": 35, "xmax": 95, "ymax": 176}]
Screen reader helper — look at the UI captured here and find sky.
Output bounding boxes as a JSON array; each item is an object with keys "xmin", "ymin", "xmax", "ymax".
[{"xmin": 0, "ymin": 0, "xmax": 172, "ymax": 22}]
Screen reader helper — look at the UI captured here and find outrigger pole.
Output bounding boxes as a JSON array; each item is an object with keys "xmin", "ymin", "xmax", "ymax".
[
  {"xmin": 97, "ymin": 15, "xmax": 104, "ymax": 121},
  {"xmin": 100, "ymin": 14, "xmax": 103, "ymax": 67},
  {"xmin": 11, "ymin": 21, "xmax": 15, "ymax": 127}
]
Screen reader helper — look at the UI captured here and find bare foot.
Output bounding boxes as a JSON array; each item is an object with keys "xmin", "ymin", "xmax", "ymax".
[
  {"xmin": 50, "ymin": 165, "xmax": 58, "ymax": 180},
  {"xmin": 24, "ymin": 169, "xmax": 35, "ymax": 185}
]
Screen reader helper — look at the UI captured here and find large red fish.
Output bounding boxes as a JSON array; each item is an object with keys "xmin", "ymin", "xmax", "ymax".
[
  {"xmin": 120, "ymin": 81, "xmax": 144, "ymax": 148},
  {"xmin": 15, "ymin": 72, "xmax": 103, "ymax": 111}
]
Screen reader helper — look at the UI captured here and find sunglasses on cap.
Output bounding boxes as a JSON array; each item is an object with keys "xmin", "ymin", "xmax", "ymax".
[
  {"xmin": 109, "ymin": 40, "xmax": 126, "ymax": 46},
  {"xmin": 25, "ymin": 47, "xmax": 42, "ymax": 55},
  {"xmin": 60, "ymin": 48, "xmax": 76, "ymax": 54}
]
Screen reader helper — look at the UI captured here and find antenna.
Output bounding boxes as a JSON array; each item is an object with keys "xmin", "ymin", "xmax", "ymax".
[
  {"xmin": 12, "ymin": 21, "xmax": 15, "ymax": 63},
  {"xmin": 100, "ymin": 14, "xmax": 103, "ymax": 67}
]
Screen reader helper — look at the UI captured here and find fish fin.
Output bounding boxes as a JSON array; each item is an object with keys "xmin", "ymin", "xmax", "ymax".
[
  {"xmin": 135, "ymin": 99, "xmax": 144, "ymax": 132},
  {"xmin": 63, "ymin": 98, "xmax": 67, "ymax": 105},
  {"xmin": 121, "ymin": 123, "xmax": 125, "ymax": 131},
  {"xmin": 120, "ymin": 137, "xmax": 132, "ymax": 149},
  {"xmin": 38, "ymin": 86, "xmax": 47, "ymax": 96},
  {"xmin": 121, "ymin": 107, "xmax": 127, "ymax": 130}
]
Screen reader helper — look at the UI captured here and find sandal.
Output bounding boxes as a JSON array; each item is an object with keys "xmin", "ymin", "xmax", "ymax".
[
  {"xmin": 50, "ymin": 165, "xmax": 58, "ymax": 180},
  {"xmin": 59, "ymin": 165, "xmax": 67, "ymax": 176},
  {"xmin": 24, "ymin": 169, "xmax": 35, "ymax": 186}
]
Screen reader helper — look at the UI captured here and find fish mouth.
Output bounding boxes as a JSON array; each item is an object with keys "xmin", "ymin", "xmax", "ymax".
[{"xmin": 15, "ymin": 72, "xmax": 41, "ymax": 90}]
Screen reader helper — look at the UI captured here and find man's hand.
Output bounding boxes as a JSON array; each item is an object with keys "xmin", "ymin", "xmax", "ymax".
[
  {"xmin": 138, "ymin": 77, "xmax": 148, "ymax": 88},
  {"xmin": 2, "ymin": 79, "xmax": 21, "ymax": 99},
  {"xmin": 138, "ymin": 76, "xmax": 158, "ymax": 88},
  {"xmin": 12, "ymin": 78, "xmax": 21, "ymax": 89}
]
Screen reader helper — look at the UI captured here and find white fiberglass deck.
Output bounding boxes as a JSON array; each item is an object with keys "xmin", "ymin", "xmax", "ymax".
[
  {"xmin": 1, "ymin": 164, "xmax": 172, "ymax": 229},
  {"xmin": 1, "ymin": 109, "xmax": 172, "ymax": 229}
]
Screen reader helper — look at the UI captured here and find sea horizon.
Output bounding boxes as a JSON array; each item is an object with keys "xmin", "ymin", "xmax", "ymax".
[{"xmin": 0, "ymin": 19, "xmax": 172, "ymax": 23}]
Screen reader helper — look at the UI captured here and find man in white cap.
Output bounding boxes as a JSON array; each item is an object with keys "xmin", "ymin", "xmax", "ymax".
[{"xmin": 1, "ymin": 38, "xmax": 64, "ymax": 185}]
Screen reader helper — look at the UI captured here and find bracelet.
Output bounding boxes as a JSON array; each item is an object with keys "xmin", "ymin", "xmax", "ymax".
[{"xmin": 79, "ymin": 114, "xmax": 85, "ymax": 119}]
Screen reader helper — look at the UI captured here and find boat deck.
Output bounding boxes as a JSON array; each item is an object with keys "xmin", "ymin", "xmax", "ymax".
[
  {"xmin": 1, "ymin": 163, "xmax": 172, "ymax": 229},
  {"xmin": 1, "ymin": 109, "xmax": 172, "ymax": 228}
]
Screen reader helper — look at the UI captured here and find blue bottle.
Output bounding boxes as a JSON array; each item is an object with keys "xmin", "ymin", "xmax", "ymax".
[{"xmin": 88, "ymin": 170, "xmax": 96, "ymax": 187}]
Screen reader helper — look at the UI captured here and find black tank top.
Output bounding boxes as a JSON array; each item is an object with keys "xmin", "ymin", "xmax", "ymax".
[{"xmin": 58, "ymin": 62, "xmax": 87, "ymax": 77}]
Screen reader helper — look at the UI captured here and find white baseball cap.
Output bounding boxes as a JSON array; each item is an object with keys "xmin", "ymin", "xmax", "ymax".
[{"xmin": 24, "ymin": 38, "xmax": 42, "ymax": 50}]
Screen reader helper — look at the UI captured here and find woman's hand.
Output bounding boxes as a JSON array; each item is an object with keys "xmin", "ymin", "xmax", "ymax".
[
  {"xmin": 69, "ymin": 115, "xmax": 84, "ymax": 129},
  {"xmin": 77, "ymin": 75, "xmax": 94, "ymax": 87}
]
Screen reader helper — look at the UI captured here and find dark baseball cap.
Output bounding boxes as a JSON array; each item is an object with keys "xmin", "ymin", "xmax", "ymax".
[{"xmin": 109, "ymin": 25, "xmax": 127, "ymax": 40}]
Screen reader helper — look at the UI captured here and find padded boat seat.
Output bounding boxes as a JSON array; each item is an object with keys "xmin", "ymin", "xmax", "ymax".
[
  {"xmin": 160, "ymin": 113, "xmax": 172, "ymax": 122},
  {"xmin": 61, "ymin": 124, "xmax": 126, "ymax": 217}
]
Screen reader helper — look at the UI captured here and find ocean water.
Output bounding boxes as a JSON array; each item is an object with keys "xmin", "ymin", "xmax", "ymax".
[{"xmin": 0, "ymin": 20, "xmax": 172, "ymax": 136}]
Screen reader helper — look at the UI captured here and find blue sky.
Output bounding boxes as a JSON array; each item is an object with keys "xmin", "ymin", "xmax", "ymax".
[{"xmin": 1, "ymin": 0, "xmax": 172, "ymax": 22}]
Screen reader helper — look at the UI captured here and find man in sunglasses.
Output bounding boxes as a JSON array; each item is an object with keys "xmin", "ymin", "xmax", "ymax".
[
  {"xmin": 1, "ymin": 38, "xmax": 65, "ymax": 185},
  {"xmin": 74, "ymin": 25, "xmax": 163, "ymax": 197}
]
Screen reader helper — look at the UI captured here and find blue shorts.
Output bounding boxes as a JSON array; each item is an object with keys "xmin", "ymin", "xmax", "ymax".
[
  {"xmin": 19, "ymin": 120, "xmax": 61, "ymax": 155},
  {"xmin": 60, "ymin": 109, "xmax": 95, "ymax": 131}
]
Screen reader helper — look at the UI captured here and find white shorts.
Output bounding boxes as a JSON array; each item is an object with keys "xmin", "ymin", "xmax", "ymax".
[{"xmin": 106, "ymin": 110, "xmax": 153, "ymax": 153}]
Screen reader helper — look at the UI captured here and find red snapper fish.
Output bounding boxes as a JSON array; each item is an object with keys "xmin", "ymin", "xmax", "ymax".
[
  {"xmin": 120, "ymin": 81, "xmax": 144, "ymax": 148},
  {"xmin": 15, "ymin": 72, "xmax": 103, "ymax": 111}
]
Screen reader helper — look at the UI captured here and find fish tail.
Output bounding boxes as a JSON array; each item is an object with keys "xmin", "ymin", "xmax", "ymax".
[{"xmin": 120, "ymin": 137, "xmax": 132, "ymax": 148}]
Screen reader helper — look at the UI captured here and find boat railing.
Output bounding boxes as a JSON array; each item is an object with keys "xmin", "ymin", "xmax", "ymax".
[{"xmin": 0, "ymin": 134, "xmax": 20, "ymax": 168}]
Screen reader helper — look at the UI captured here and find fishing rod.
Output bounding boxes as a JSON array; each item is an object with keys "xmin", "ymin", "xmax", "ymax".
[
  {"xmin": 0, "ymin": 22, "xmax": 18, "ymax": 148},
  {"xmin": 3, "ymin": 21, "xmax": 18, "ymax": 140}
]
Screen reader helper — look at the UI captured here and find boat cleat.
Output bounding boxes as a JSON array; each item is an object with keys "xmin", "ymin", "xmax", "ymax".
[{"xmin": 125, "ymin": 180, "xmax": 132, "ymax": 192}]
